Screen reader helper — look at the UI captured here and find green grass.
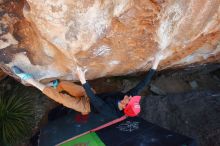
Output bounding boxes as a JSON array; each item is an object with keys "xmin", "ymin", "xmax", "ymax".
[{"xmin": 0, "ymin": 85, "xmax": 34, "ymax": 146}]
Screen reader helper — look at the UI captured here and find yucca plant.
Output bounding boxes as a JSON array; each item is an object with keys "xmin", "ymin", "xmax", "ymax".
[{"xmin": 0, "ymin": 85, "xmax": 34, "ymax": 146}]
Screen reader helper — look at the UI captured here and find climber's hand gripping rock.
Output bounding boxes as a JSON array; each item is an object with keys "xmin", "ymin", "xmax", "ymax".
[{"xmin": 76, "ymin": 66, "xmax": 87, "ymax": 84}]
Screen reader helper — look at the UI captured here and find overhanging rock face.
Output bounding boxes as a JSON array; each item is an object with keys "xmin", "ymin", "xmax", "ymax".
[{"xmin": 0, "ymin": 0, "xmax": 220, "ymax": 81}]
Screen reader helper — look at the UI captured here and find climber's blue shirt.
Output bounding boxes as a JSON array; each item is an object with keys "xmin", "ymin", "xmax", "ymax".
[{"xmin": 82, "ymin": 69, "xmax": 156, "ymax": 118}]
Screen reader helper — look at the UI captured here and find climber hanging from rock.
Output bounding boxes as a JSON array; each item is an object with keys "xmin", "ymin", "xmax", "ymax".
[
  {"xmin": 11, "ymin": 52, "xmax": 163, "ymax": 119},
  {"xmin": 76, "ymin": 52, "xmax": 163, "ymax": 118}
]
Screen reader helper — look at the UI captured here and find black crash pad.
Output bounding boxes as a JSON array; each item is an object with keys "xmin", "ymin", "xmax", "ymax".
[
  {"xmin": 39, "ymin": 109, "xmax": 196, "ymax": 146},
  {"xmin": 96, "ymin": 117, "xmax": 196, "ymax": 146}
]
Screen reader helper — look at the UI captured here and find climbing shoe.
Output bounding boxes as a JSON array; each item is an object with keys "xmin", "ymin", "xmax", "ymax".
[
  {"xmin": 11, "ymin": 66, "xmax": 33, "ymax": 80},
  {"xmin": 52, "ymin": 80, "xmax": 59, "ymax": 88}
]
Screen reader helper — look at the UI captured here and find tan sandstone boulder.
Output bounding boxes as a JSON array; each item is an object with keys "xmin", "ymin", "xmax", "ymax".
[{"xmin": 0, "ymin": 0, "xmax": 219, "ymax": 82}]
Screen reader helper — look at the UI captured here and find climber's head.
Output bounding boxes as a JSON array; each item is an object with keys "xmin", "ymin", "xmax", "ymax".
[{"xmin": 119, "ymin": 95, "xmax": 141, "ymax": 117}]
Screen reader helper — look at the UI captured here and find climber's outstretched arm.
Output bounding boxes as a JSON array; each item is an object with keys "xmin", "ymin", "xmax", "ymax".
[
  {"xmin": 126, "ymin": 52, "xmax": 163, "ymax": 96},
  {"xmin": 76, "ymin": 67, "xmax": 117, "ymax": 118}
]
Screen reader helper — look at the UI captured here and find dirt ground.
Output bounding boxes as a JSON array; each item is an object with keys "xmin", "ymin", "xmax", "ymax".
[
  {"xmin": 139, "ymin": 67, "xmax": 220, "ymax": 146},
  {"xmin": 140, "ymin": 91, "xmax": 220, "ymax": 146}
]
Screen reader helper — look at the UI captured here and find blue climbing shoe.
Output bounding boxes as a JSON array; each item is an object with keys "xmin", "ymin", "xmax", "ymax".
[
  {"xmin": 52, "ymin": 80, "xmax": 59, "ymax": 88},
  {"xmin": 11, "ymin": 66, "xmax": 32, "ymax": 80}
]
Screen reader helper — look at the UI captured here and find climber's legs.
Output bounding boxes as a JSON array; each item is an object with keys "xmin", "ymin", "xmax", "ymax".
[
  {"xmin": 43, "ymin": 87, "xmax": 90, "ymax": 115},
  {"xmin": 11, "ymin": 66, "xmax": 90, "ymax": 115},
  {"xmin": 56, "ymin": 81, "xmax": 86, "ymax": 98}
]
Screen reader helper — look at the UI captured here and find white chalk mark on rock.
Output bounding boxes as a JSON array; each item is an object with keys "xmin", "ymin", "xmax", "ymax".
[
  {"xmin": 117, "ymin": 121, "xmax": 139, "ymax": 132},
  {"xmin": 93, "ymin": 45, "xmax": 111, "ymax": 56},
  {"xmin": 157, "ymin": 1, "xmax": 184, "ymax": 50},
  {"xmin": 109, "ymin": 60, "xmax": 120, "ymax": 66}
]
